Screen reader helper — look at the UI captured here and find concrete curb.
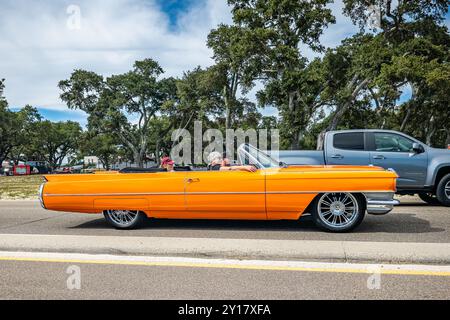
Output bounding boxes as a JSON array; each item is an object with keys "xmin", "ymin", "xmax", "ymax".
[{"xmin": 1, "ymin": 234, "xmax": 449, "ymax": 264}]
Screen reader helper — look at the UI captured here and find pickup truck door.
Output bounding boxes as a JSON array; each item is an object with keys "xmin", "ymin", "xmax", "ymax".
[
  {"xmin": 368, "ymin": 132, "xmax": 428, "ymax": 188},
  {"xmin": 184, "ymin": 170, "xmax": 267, "ymax": 219},
  {"xmin": 325, "ymin": 132, "xmax": 371, "ymax": 165}
]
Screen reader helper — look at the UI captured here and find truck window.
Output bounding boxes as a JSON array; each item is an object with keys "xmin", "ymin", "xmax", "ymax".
[
  {"xmin": 333, "ymin": 133, "xmax": 365, "ymax": 150},
  {"xmin": 374, "ymin": 133, "xmax": 413, "ymax": 152}
]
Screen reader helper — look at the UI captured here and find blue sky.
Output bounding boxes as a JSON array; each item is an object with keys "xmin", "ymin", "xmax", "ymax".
[
  {"xmin": 157, "ymin": 0, "xmax": 197, "ymax": 29},
  {"xmin": 0, "ymin": 0, "xmax": 448, "ymax": 124}
]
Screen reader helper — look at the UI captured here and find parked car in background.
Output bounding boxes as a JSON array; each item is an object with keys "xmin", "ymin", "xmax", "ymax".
[
  {"xmin": 54, "ymin": 167, "xmax": 73, "ymax": 174},
  {"xmin": 271, "ymin": 130, "xmax": 450, "ymax": 206},
  {"xmin": 13, "ymin": 164, "xmax": 31, "ymax": 175},
  {"xmin": 26, "ymin": 161, "xmax": 52, "ymax": 174}
]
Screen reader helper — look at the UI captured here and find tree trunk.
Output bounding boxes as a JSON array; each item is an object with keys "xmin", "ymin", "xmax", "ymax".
[
  {"xmin": 426, "ymin": 130, "xmax": 435, "ymax": 147},
  {"xmin": 400, "ymin": 83, "xmax": 417, "ymax": 132},
  {"xmin": 104, "ymin": 159, "xmax": 111, "ymax": 171},
  {"xmin": 445, "ymin": 129, "xmax": 450, "ymax": 147},
  {"xmin": 290, "ymin": 129, "xmax": 302, "ymax": 150},
  {"xmin": 327, "ymin": 78, "xmax": 370, "ymax": 131},
  {"xmin": 133, "ymin": 151, "xmax": 142, "ymax": 168},
  {"xmin": 223, "ymin": 85, "xmax": 232, "ymax": 130},
  {"xmin": 425, "ymin": 116, "xmax": 436, "ymax": 147},
  {"xmin": 316, "ymin": 78, "xmax": 369, "ymax": 149},
  {"xmin": 327, "ymin": 104, "xmax": 345, "ymax": 131},
  {"xmin": 400, "ymin": 108, "xmax": 411, "ymax": 132},
  {"xmin": 316, "ymin": 131, "xmax": 326, "ymax": 150},
  {"xmin": 100, "ymin": 159, "xmax": 110, "ymax": 171},
  {"xmin": 225, "ymin": 106, "xmax": 231, "ymax": 130},
  {"xmin": 155, "ymin": 140, "xmax": 161, "ymax": 166}
]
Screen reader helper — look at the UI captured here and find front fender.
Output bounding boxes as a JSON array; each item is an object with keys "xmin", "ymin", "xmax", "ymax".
[{"xmin": 428, "ymin": 162, "xmax": 450, "ymax": 186}]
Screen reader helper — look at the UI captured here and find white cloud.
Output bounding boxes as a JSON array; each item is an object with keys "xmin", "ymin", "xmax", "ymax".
[
  {"xmin": 0, "ymin": 0, "xmax": 361, "ymax": 115},
  {"xmin": 0, "ymin": 0, "xmax": 231, "ymax": 110}
]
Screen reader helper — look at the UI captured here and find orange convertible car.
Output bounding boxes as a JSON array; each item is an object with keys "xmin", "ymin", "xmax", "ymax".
[{"xmin": 40, "ymin": 144, "xmax": 399, "ymax": 232}]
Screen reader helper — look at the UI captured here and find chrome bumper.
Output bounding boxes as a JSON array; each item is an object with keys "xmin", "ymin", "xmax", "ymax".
[
  {"xmin": 364, "ymin": 192, "xmax": 400, "ymax": 215},
  {"xmin": 39, "ymin": 183, "xmax": 46, "ymax": 209}
]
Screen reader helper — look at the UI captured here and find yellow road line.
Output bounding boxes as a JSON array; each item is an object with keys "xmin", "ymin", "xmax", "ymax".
[{"xmin": 0, "ymin": 256, "xmax": 449, "ymax": 277}]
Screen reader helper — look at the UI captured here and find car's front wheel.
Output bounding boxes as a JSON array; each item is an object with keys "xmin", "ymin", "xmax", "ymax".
[
  {"xmin": 103, "ymin": 210, "xmax": 147, "ymax": 229},
  {"xmin": 436, "ymin": 174, "xmax": 450, "ymax": 207},
  {"xmin": 311, "ymin": 192, "xmax": 365, "ymax": 233}
]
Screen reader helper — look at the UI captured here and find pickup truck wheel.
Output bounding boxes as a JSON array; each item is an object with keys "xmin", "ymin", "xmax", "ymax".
[
  {"xmin": 436, "ymin": 174, "xmax": 450, "ymax": 207},
  {"xmin": 103, "ymin": 210, "xmax": 146, "ymax": 229},
  {"xmin": 311, "ymin": 192, "xmax": 365, "ymax": 233},
  {"xmin": 418, "ymin": 193, "xmax": 441, "ymax": 205}
]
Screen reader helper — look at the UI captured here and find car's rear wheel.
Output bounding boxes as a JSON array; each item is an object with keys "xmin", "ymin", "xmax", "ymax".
[
  {"xmin": 311, "ymin": 192, "xmax": 365, "ymax": 233},
  {"xmin": 436, "ymin": 174, "xmax": 450, "ymax": 207},
  {"xmin": 418, "ymin": 193, "xmax": 441, "ymax": 205},
  {"xmin": 103, "ymin": 210, "xmax": 147, "ymax": 229}
]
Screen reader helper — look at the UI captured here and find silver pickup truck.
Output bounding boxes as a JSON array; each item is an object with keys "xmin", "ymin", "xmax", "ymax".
[{"xmin": 271, "ymin": 130, "xmax": 450, "ymax": 206}]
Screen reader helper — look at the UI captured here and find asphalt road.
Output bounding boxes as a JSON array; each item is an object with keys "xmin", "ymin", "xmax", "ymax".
[
  {"xmin": 0, "ymin": 199, "xmax": 449, "ymax": 243},
  {"xmin": 0, "ymin": 199, "xmax": 449, "ymax": 300},
  {"xmin": 0, "ymin": 258, "xmax": 449, "ymax": 300}
]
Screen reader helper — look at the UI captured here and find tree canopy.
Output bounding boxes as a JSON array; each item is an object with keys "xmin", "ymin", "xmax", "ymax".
[{"xmin": 1, "ymin": 0, "xmax": 449, "ymax": 170}]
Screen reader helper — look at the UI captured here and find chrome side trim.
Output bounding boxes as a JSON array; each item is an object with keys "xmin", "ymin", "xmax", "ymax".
[
  {"xmin": 367, "ymin": 200, "xmax": 400, "ymax": 206},
  {"xmin": 43, "ymin": 190, "xmax": 394, "ymax": 197},
  {"xmin": 266, "ymin": 190, "xmax": 392, "ymax": 194}
]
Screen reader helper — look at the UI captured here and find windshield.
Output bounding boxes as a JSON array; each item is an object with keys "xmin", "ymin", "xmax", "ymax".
[{"xmin": 237, "ymin": 144, "xmax": 281, "ymax": 169}]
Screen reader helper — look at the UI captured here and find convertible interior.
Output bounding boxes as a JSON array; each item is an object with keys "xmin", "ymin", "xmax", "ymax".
[
  {"xmin": 119, "ymin": 166, "xmax": 194, "ymax": 173},
  {"xmin": 118, "ymin": 144, "xmax": 273, "ymax": 174}
]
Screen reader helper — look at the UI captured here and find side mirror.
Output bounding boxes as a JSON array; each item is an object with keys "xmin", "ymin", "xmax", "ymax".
[{"xmin": 412, "ymin": 143, "xmax": 424, "ymax": 154}]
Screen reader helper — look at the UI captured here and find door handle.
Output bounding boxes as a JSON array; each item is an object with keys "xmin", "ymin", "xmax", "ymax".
[
  {"xmin": 331, "ymin": 154, "xmax": 344, "ymax": 159},
  {"xmin": 373, "ymin": 155, "xmax": 386, "ymax": 160},
  {"xmin": 186, "ymin": 178, "xmax": 200, "ymax": 183}
]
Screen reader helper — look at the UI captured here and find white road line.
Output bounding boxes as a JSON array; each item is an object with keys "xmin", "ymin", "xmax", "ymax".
[{"xmin": 0, "ymin": 251, "xmax": 449, "ymax": 276}]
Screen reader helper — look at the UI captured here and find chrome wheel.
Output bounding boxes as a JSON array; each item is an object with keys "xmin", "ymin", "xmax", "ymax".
[
  {"xmin": 317, "ymin": 193, "xmax": 359, "ymax": 229},
  {"xmin": 105, "ymin": 210, "xmax": 139, "ymax": 227}
]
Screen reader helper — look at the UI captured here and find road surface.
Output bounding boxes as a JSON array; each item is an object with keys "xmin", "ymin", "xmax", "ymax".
[
  {"xmin": 0, "ymin": 199, "xmax": 449, "ymax": 243},
  {"xmin": 0, "ymin": 199, "xmax": 449, "ymax": 300},
  {"xmin": 0, "ymin": 252, "xmax": 449, "ymax": 300}
]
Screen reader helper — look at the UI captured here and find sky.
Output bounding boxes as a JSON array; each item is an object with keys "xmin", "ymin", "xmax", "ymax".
[{"xmin": 1, "ymin": 0, "xmax": 448, "ymax": 125}]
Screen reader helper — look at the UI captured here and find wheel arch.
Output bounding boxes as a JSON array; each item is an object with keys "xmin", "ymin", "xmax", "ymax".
[
  {"xmin": 304, "ymin": 192, "xmax": 367, "ymax": 214},
  {"xmin": 433, "ymin": 166, "xmax": 450, "ymax": 191}
]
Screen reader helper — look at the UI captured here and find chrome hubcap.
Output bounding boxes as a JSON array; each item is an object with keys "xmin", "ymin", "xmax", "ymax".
[
  {"xmin": 445, "ymin": 181, "xmax": 450, "ymax": 199},
  {"xmin": 106, "ymin": 210, "xmax": 139, "ymax": 226},
  {"xmin": 318, "ymin": 193, "xmax": 358, "ymax": 228}
]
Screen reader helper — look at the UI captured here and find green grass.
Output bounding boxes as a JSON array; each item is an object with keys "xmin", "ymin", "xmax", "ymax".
[{"xmin": 0, "ymin": 175, "xmax": 44, "ymax": 200}]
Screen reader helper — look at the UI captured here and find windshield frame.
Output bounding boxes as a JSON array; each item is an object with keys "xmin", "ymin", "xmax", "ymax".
[{"xmin": 237, "ymin": 144, "xmax": 281, "ymax": 169}]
